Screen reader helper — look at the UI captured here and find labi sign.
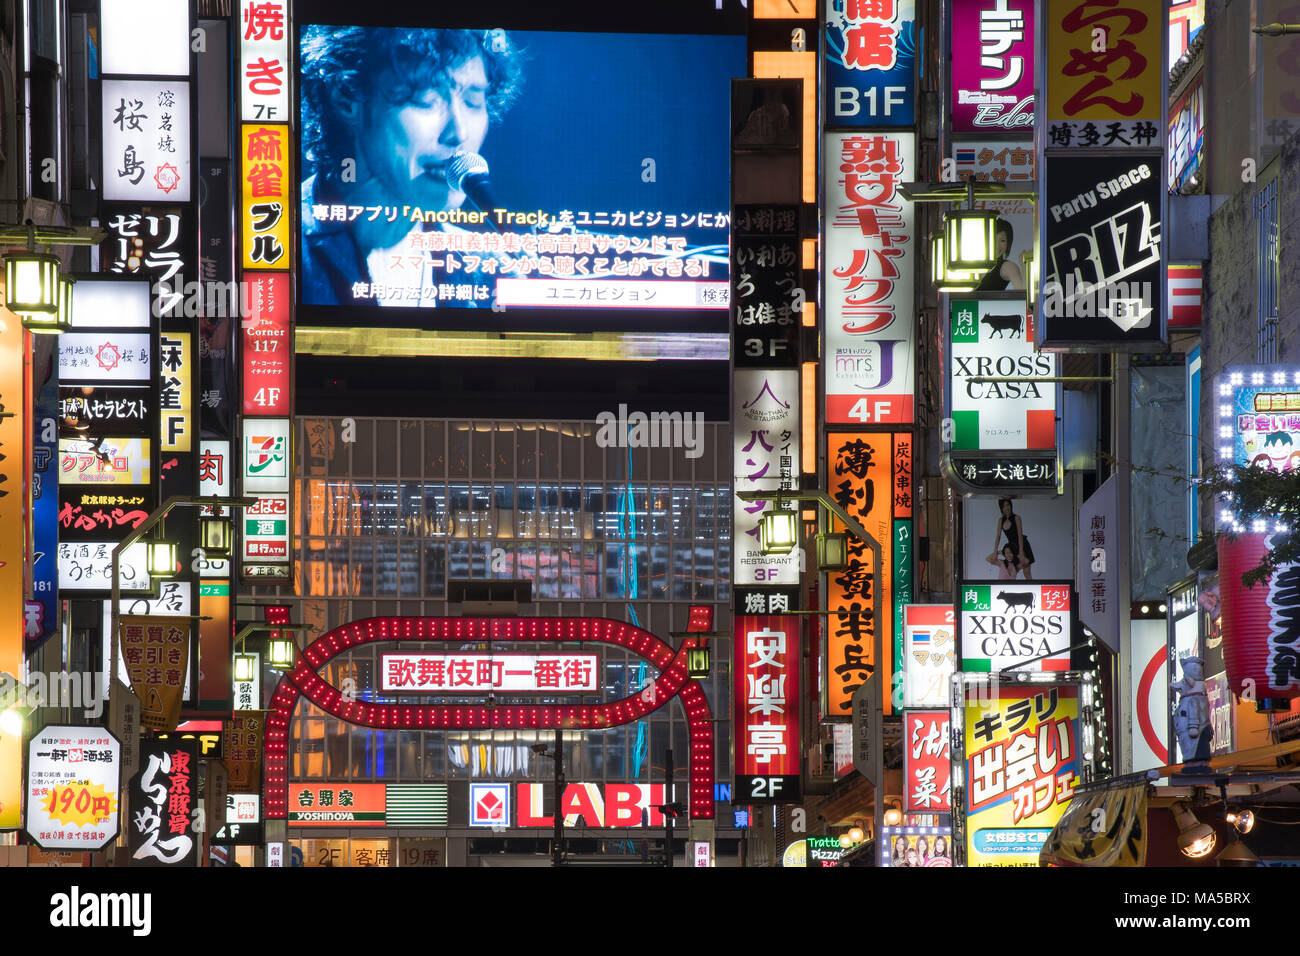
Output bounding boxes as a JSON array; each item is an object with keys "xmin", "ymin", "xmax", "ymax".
[
  {"xmin": 1039, "ymin": 154, "xmax": 1165, "ymax": 349},
  {"xmin": 959, "ymin": 582, "xmax": 1072, "ymax": 672}
]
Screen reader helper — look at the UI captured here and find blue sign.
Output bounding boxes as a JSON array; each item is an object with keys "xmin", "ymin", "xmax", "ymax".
[
  {"xmin": 825, "ymin": 0, "xmax": 917, "ymax": 128},
  {"xmin": 27, "ymin": 375, "xmax": 59, "ymax": 648}
]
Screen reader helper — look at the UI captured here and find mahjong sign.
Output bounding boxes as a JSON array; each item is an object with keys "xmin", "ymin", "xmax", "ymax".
[
  {"xmin": 959, "ymin": 582, "xmax": 1072, "ymax": 672},
  {"xmin": 949, "ymin": 297, "xmax": 1057, "ymax": 451}
]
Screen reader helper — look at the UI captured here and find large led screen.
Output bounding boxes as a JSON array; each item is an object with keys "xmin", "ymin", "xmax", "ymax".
[{"xmin": 298, "ymin": 23, "xmax": 744, "ymax": 327}]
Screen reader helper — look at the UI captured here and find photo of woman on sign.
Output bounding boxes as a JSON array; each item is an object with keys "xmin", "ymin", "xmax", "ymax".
[{"xmin": 988, "ymin": 497, "xmax": 1034, "ymax": 579}]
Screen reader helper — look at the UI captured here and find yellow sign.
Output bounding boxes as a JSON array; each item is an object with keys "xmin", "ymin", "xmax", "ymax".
[
  {"xmin": 42, "ymin": 782, "xmax": 119, "ymax": 829},
  {"xmin": 964, "ymin": 683, "xmax": 1080, "ymax": 866},
  {"xmin": 1044, "ymin": 0, "xmax": 1163, "ymax": 126},
  {"xmin": 241, "ymin": 123, "xmax": 292, "ymax": 271},
  {"xmin": 159, "ymin": 332, "xmax": 192, "ymax": 452},
  {"xmin": 58, "ymin": 436, "xmax": 152, "ymax": 485}
]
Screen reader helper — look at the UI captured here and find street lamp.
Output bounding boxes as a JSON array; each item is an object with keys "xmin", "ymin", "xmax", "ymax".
[
  {"xmin": 759, "ymin": 507, "xmax": 799, "ymax": 554},
  {"xmin": 200, "ymin": 510, "xmax": 234, "ymax": 557},
  {"xmin": 232, "ymin": 653, "xmax": 258, "ymax": 683},
  {"xmin": 146, "ymin": 539, "xmax": 178, "ymax": 578},
  {"xmin": 2, "ymin": 220, "xmax": 104, "ymax": 332},
  {"xmin": 108, "ymin": 496, "xmax": 257, "ymax": 724},
  {"xmin": 532, "ymin": 730, "xmax": 566, "ymax": 866}
]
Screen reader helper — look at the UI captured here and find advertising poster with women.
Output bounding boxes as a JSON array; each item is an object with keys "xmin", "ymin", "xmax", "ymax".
[
  {"xmin": 963, "ymin": 682, "xmax": 1079, "ymax": 866},
  {"xmin": 961, "ymin": 479, "xmax": 1076, "ymax": 582},
  {"xmin": 880, "ymin": 826, "xmax": 954, "ymax": 867}
]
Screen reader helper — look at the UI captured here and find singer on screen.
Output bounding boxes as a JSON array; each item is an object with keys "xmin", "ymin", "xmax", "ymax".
[{"xmin": 299, "ymin": 26, "xmax": 524, "ymax": 306}]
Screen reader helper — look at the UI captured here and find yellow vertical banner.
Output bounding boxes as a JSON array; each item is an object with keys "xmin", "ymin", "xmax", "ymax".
[
  {"xmin": 0, "ymin": 306, "xmax": 24, "ymax": 828},
  {"xmin": 159, "ymin": 332, "xmax": 193, "ymax": 452},
  {"xmin": 241, "ymin": 124, "xmax": 292, "ymax": 271}
]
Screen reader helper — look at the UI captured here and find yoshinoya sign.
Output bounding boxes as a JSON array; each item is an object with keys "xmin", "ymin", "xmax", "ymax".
[
  {"xmin": 960, "ymin": 582, "xmax": 1073, "ymax": 672},
  {"xmin": 1038, "ymin": 154, "xmax": 1165, "ymax": 349}
]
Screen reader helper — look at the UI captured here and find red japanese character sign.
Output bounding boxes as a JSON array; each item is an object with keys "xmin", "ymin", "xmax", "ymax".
[
  {"xmin": 904, "ymin": 710, "xmax": 952, "ymax": 812},
  {"xmin": 735, "ymin": 616, "xmax": 801, "ymax": 802},
  {"xmin": 824, "ymin": 132, "xmax": 915, "ymax": 424},
  {"xmin": 241, "ymin": 0, "xmax": 290, "ymax": 122}
]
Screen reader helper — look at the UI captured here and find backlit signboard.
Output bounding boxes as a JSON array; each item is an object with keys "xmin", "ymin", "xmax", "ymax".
[
  {"xmin": 102, "ymin": 80, "xmax": 192, "ymax": 202},
  {"xmin": 379, "ymin": 653, "xmax": 599, "ymax": 693},
  {"xmin": 1039, "ymin": 154, "xmax": 1164, "ymax": 349},
  {"xmin": 903, "ymin": 709, "xmax": 952, "ymax": 813},
  {"xmin": 826, "ymin": 433, "xmax": 910, "ymax": 714},
  {"xmin": 242, "ymin": 418, "xmax": 291, "ymax": 493},
  {"xmin": 297, "ymin": 22, "xmax": 743, "ymax": 320},
  {"xmin": 735, "ymin": 615, "xmax": 801, "ymax": 803},
  {"xmin": 949, "ymin": 297, "xmax": 1056, "ymax": 451},
  {"xmin": 959, "ymin": 581, "xmax": 1072, "ymax": 672},
  {"xmin": 733, "ymin": 369, "xmax": 802, "ymax": 587},
  {"xmin": 241, "ymin": 273, "xmax": 292, "ymax": 416},
  {"xmin": 128, "ymin": 737, "xmax": 199, "ymax": 866},
  {"xmin": 58, "ymin": 333, "xmax": 151, "ymax": 383},
  {"xmin": 1043, "ymin": 0, "xmax": 1164, "ymax": 149},
  {"xmin": 880, "ymin": 826, "xmax": 953, "ymax": 866},
  {"xmin": 902, "ymin": 605, "xmax": 956, "ymax": 709},
  {"xmin": 240, "ymin": 0, "xmax": 290, "ymax": 122},
  {"xmin": 951, "ymin": 0, "xmax": 1034, "ymax": 134},
  {"xmin": 1216, "ymin": 365, "xmax": 1300, "ymax": 481},
  {"xmin": 240, "ymin": 124, "xmax": 291, "ymax": 271},
  {"xmin": 289, "ymin": 783, "xmax": 449, "ymax": 827},
  {"xmin": 25, "ymin": 726, "xmax": 122, "ymax": 851},
  {"xmin": 824, "ymin": 132, "xmax": 915, "ymax": 424},
  {"xmin": 961, "ymin": 680, "xmax": 1079, "ymax": 866},
  {"xmin": 824, "ymin": 0, "xmax": 916, "ymax": 127}
]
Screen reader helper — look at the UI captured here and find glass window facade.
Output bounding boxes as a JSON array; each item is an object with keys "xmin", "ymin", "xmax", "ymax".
[{"xmin": 252, "ymin": 418, "xmax": 733, "ymax": 821}]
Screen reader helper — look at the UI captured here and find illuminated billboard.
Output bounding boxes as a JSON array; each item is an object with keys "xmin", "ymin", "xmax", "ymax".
[
  {"xmin": 297, "ymin": 21, "xmax": 744, "ymax": 325},
  {"xmin": 961, "ymin": 680, "xmax": 1080, "ymax": 867}
]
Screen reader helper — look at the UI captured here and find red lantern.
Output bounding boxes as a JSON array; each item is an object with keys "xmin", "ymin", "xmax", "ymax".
[{"xmin": 1217, "ymin": 534, "xmax": 1300, "ymax": 711}]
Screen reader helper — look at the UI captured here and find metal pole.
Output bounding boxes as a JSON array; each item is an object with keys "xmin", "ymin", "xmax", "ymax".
[
  {"xmin": 552, "ymin": 727, "xmax": 564, "ymax": 866},
  {"xmin": 665, "ymin": 747, "xmax": 674, "ymax": 868}
]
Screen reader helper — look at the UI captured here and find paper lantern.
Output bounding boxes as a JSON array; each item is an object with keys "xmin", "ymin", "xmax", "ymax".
[{"xmin": 1217, "ymin": 533, "xmax": 1300, "ymax": 711}]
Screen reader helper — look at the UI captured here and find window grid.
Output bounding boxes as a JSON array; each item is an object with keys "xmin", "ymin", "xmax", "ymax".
[{"xmin": 274, "ymin": 418, "xmax": 733, "ymax": 791}]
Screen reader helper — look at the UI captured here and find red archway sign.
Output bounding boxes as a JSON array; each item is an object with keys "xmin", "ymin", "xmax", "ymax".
[{"xmin": 264, "ymin": 617, "xmax": 714, "ymax": 821}]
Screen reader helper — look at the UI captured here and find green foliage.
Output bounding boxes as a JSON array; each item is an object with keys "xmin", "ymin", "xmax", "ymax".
[{"xmin": 1200, "ymin": 463, "xmax": 1300, "ymax": 587}]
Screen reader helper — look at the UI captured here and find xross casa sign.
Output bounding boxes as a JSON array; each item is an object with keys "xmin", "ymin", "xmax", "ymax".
[
  {"xmin": 960, "ymin": 583, "xmax": 1072, "ymax": 672},
  {"xmin": 499, "ymin": 783, "xmax": 670, "ymax": 828}
]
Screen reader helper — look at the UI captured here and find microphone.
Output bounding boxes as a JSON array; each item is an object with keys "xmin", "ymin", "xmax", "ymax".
[{"xmin": 444, "ymin": 151, "xmax": 501, "ymax": 225}]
